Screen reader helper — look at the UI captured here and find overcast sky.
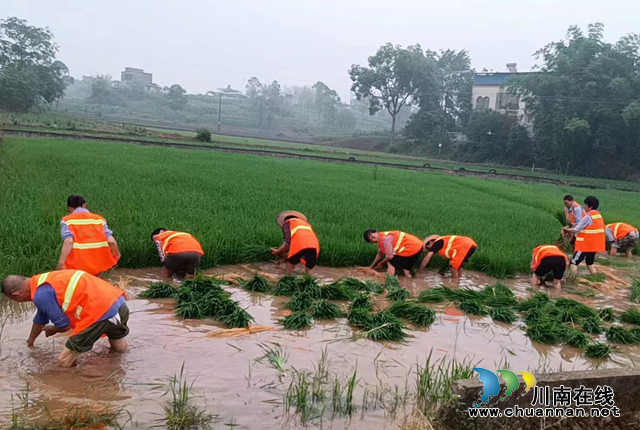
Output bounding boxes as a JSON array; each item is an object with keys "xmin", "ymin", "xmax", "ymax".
[{"xmin": 4, "ymin": 0, "xmax": 639, "ymax": 100}]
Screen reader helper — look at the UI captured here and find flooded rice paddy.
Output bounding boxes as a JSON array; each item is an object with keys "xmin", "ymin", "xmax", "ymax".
[{"xmin": 1, "ymin": 257, "xmax": 639, "ymax": 428}]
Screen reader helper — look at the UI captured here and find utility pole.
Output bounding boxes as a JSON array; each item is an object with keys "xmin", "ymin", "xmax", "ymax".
[{"xmin": 217, "ymin": 92, "xmax": 222, "ymax": 133}]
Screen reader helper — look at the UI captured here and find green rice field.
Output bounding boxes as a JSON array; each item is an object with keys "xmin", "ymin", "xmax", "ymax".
[{"xmin": 1, "ymin": 136, "xmax": 639, "ymax": 278}]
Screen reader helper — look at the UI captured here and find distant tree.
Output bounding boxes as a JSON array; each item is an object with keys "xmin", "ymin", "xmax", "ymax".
[
  {"xmin": 312, "ymin": 81, "xmax": 341, "ymax": 126},
  {"xmin": 245, "ymin": 77, "xmax": 284, "ymax": 128},
  {"xmin": 0, "ymin": 17, "xmax": 71, "ymax": 112},
  {"xmin": 335, "ymin": 108, "xmax": 357, "ymax": 130},
  {"xmin": 165, "ymin": 84, "xmax": 188, "ymax": 111},
  {"xmin": 88, "ymin": 75, "xmax": 118, "ymax": 105},
  {"xmin": 349, "ymin": 43, "xmax": 437, "ymax": 140}
]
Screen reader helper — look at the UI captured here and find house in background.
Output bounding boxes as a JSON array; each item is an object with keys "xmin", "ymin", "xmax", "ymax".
[
  {"xmin": 120, "ymin": 67, "xmax": 161, "ymax": 93},
  {"xmin": 472, "ymin": 63, "xmax": 531, "ymax": 116}
]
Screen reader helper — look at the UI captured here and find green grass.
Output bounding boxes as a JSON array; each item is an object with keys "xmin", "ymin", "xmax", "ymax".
[
  {"xmin": 139, "ymin": 282, "xmax": 176, "ymax": 299},
  {"xmin": 631, "ymin": 279, "xmax": 640, "ymax": 303},
  {"xmin": 620, "ymin": 307, "xmax": 640, "ymax": 325},
  {"xmin": 606, "ymin": 326, "xmax": 640, "ymax": 344},
  {"xmin": 1, "ymin": 136, "xmax": 639, "ymax": 279},
  {"xmin": 584, "ymin": 343, "xmax": 613, "ymax": 359}
]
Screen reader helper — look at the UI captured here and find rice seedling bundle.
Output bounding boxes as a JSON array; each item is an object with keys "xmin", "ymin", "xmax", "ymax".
[
  {"xmin": 458, "ymin": 300, "xmax": 488, "ymax": 316},
  {"xmin": 386, "ymin": 287, "xmax": 410, "ymax": 302},
  {"xmin": 481, "ymin": 283, "xmax": 515, "ymax": 300},
  {"xmin": 274, "ymin": 275, "xmax": 300, "ymax": 296},
  {"xmin": 525, "ymin": 319, "xmax": 568, "ymax": 344},
  {"xmin": 309, "ymin": 300, "xmax": 343, "ymax": 320},
  {"xmin": 386, "ymin": 301, "xmax": 437, "ymax": 327},
  {"xmin": 484, "ymin": 296, "xmax": 517, "ymax": 308},
  {"xmin": 417, "ymin": 286, "xmax": 456, "ymax": 303},
  {"xmin": 385, "ymin": 275, "xmax": 401, "ymax": 290},
  {"xmin": 514, "ymin": 293, "xmax": 551, "ymax": 312},
  {"xmin": 584, "ymin": 343, "xmax": 612, "ymax": 359},
  {"xmin": 597, "ymin": 308, "xmax": 616, "ymax": 322},
  {"xmin": 363, "ymin": 312, "xmax": 407, "ymax": 341},
  {"xmin": 523, "ymin": 303, "xmax": 557, "ymax": 325},
  {"xmin": 297, "ymin": 274, "xmax": 322, "ymax": 298},
  {"xmin": 564, "ymin": 329, "xmax": 589, "ymax": 348},
  {"xmin": 362, "ymin": 280, "xmax": 385, "ymax": 294},
  {"xmin": 286, "ymin": 292, "xmax": 315, "ymax": 312},
  {"xmin": 606, "ymin": 326, "xmax": 640, "ymax": 344},
  {"xmin": 620, "ymin": 307, "xmax": 640, "ymax": 326},
  {"xmin": 489, "ymin": 307, "xmax": 517, "ymax": 324},
  {"xmin": 631, "ymin": 278, "xmax": 640, "ymax": 303},
  {"xmin": 581, "ymin": 317, "xmax": 603, "ymax": 335},
  {"xmin": 175, "ymin": 301, "xmax": 207, "ymax": 319},
  {"xmin": 553, "ymin": 298, "xmax": 597, "ymax": 319},
  {"xmin": 339, "ymin": 278, "xmax": 369, "ymax": 291},
  {"xmin": 347, "ymin": 308, "xmax": 372, "ymax": 326},
  {"xmin": 452, "ymin": 288, "xmax": 484, "ymax": 302},
  {"xmin": 349, "ymin": 294, "xmax": 373, "ymax": 311},
  {"xmin": 319, "ymin": 283, "xmax": 356, "ymax": 301},
  {"xmin": 139, "ymin": 282, "xmax": 176, "ymax": 299},
  {"xmin": 280, "ymin": 311, "xmax": 313, "ymax": 330},
  {"xmin": 239, "ymin": 274, "xmax": 271, "ymax": 293},
  {"xmin": 220, "ymin": 307, "xmax": 254, "ymax": 328}
]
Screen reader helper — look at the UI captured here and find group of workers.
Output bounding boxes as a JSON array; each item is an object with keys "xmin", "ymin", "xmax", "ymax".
[{"xmin": 1, "ymin": 193, "xmax": 637, "ymax": 367}]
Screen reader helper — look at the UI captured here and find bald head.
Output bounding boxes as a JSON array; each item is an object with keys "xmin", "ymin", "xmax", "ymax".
[{"xmin": 1, "ymin": 275, "xmax": 30, "ymax": 302}]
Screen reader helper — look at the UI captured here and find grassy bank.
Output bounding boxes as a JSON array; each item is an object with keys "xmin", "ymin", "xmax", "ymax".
[{"xmin": 1, "ymin": 136, "xmax": 639, "ymax": 278}]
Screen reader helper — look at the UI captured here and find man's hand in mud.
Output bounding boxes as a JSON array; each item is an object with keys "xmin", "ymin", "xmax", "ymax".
[
  {"xmin": 44, "ymin": 325, "xmax": 60, "ymax": 338},
  {"xmin": 26, "ymin": 340, "xmax": 35, "ymax": 347},
  {"xmin": 270, "ymin": 248, "xmax": 279, "ymax": 256},
  {"xmin": 377, "ymin": 262, "xmax": 385, "ymax": 270}
]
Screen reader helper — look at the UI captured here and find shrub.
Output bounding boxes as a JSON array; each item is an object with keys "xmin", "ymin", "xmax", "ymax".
[{"xmin": 195, "ymin": 128, "xmax": 212, "ymax": 142}]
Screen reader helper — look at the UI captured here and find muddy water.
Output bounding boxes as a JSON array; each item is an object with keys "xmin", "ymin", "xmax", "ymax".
[{"xmin": 1, "ymin": 258, "xmax": 639, "ymax": 428}]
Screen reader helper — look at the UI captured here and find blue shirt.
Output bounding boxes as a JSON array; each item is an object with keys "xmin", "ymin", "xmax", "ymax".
[
  {"xmin": 33, "ymin": 284, "xmax": 125, "ymax": 328},
  {"xmin": 60, "ymin": 208, "xmax": 113, "ymax": 240}
]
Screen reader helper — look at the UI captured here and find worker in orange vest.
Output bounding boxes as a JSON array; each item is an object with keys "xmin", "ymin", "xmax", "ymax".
[
  {"xmin": 561, "ymin": 195, "xmax": 584, "ymax": 246},
  {"xmin": 562, "ymin": 196, "xmax": 606, "ymax": 275},
  {"xmin": 151, "ymin": 229, "xmax": 204, "ymax": 278},
  {"xmin": 1, "ymin": 270, "xmax": 129, "ymax": 367},
  {"xmin": 363, "ymin": 229, "xmax": 423, "ymax": 277},
  {"xmin": 57, "ymin": 194, "xmax": 120, "ymax": 276},
  {"xmin": 271, "ymin": 211, "xmax": 320, "ymax": 274},
  {"xmin": 606, "ymin": 222, "xmax": 638, "ymax": 258},
  {"xmin": 417, "ymin": 235, "xmax": 477, "ymax": 283},
  {"xmin": 531, "ymin": 245, "xmax": 569, "ymax": 290}
]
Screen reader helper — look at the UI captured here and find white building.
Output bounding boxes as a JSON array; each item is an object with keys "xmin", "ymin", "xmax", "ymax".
[{"xmin": 472, "ymin": 63, "xmax": 532, "ymax": 117}]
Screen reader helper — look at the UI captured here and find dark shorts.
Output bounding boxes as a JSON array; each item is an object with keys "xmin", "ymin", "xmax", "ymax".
[
  {"xmin": 288, "ymin": 248, "xmax": 318, "ymax": 269},
  {"xmin": 460, "ymin": 246, "xmax": 477, "ymax": 269},
  {"xmin": 66, "ymin": 303, "xmax": 130, "ymax": 353},
  {"xmin": 571, "ymin": 251, "xmax": 596, "ymax": 266},
  {"xmin": 164, "ymin": 252, "xmax": 202, "ymax": 276},
  {"xmin": 390, "ymin": 251, "xmax": 422, "ymax": 272},
  {"xmin": 535, "ymin": 256, "xmax": 567, "ymax": 280}
]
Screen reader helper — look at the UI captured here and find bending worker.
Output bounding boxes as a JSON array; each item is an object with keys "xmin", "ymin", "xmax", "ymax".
[
  {"xmin": 57, "ymin": 194, "xmax": 120, "ymax": 276},
  {"xmin": 531, "ymin": 244, "xmax": 569, "ymax": 290},
  {"xmin": 606, "ymin": 222, "xmax": 638, "ymax": 258},
  {"xmin": 417, "ymin": 235, "xmax": 477, "ymax": 283},
  {"xmin": 151, "ymin": 229, "xmax": 204, "ymax": 278},
  {"xmin": 1, "ymin": 270, "xmax": 129, "ymax": 367},
  {"xmin": 562, "ymin": 195, "xmax": 584, "ymax": 245},
  {"xmin": 271, "ymin": 211, "xmax": 320, "ymax": 274},
  {"xmin": 562, "ymin": 196, "xmax": 605, "ymax": 275},
  {"xmin": 363, "ymin": 229, "xmax": 423, "ymax": 277}
]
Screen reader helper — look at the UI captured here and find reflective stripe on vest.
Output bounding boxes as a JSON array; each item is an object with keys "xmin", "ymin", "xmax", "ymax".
[
  {"xmin": 394, "ymin": 231, "xmax": 406, "ymax": 255},
  {"xmin": 534, "ymin": 245, "xmax": 558, "ymax": 265},
  {"xmin": 64, "ymin": 219, "xmax": 105, "ymax": 226},
  {"xmin": 577, "ymin": 214, "xmax": 604, "ymax": 236},
  {"xmin": 444, "ymin": 235, "xmax": 458, "ymax": 259},
  {"xmin": 37, "ymin": 272, "xmax": 50, "ymax": 286},
  {"xmin": 291, "ymin": 225, "xmax": 313, "ymax": 236},
  {"xmin": 162, "ymin": 232, "xmax": 190, "ymax": 255},
  {"xmin": 72, "ymin": 241, "xmax": 109, "ymax": 249},
  {"xmin": 613, "ymin": 223, "xmax": 622, "ymax": 238},
  {"xmin": 61, "ymin": 271, "xmax": 85, "ymax": 313}
]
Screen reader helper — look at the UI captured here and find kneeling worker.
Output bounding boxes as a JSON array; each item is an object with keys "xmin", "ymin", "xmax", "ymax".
[
  {"xmin": 272, "ymin": 211, "xmax": 320, "ymax": 274},
  {"xmin": 418, "ymin": 235, "xmax": 477, "ymax": 282},
  {"xmin": 531, "ymin": 245, "xmax": 569, "ymax": 290},
  {"xmin": 363, "ymin": 229, "xmax": 423, "ymax": 277},
  {"xmin": 1, "ymin": 270, "xmax": 129, "ymax": 367},
  {"xmin": 151, "ymin": 229, "xmax": 204, "ymax": 278},
  {"xmin": 57, "ymin": 194, "xmax": 120, "ymax": 276},
  {"xmin": 562, "ymin": 196, "xmax": 605, "ymax": 276},
  {"xmin": 606, "ymin": 222, "xmax": 638, "ymax": 258}
]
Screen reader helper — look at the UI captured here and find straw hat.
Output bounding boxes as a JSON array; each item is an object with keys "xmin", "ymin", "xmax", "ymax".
[
  {"xmin": 423, "ymin": 235, "xmax": 440, "ymax": 250},
  {"xmin": 276, "ymin": 210, "xmax": 308, "ymax": 227}
]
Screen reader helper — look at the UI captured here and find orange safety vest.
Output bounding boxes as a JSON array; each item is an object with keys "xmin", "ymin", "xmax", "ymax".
[
  {"xmin": 565, "ymin": 201, "xmax": 582, "ymax": 225},
  {"xmin": 606, "ymin": 222, "xmax": 638, "ymax": 241},
  {"xmin": 287, "ymin": 218, "xmax": 320, "ymax": 258},
  {"xmin": 434, "ymin": 235, "xmax": 477, "ymax": 270},
  {"xmin": 62, "ymin": 211, "xmax": 118, "ymax": 275},
  {"xmin": 30, "ymin": 270, "xmax": 124, "ymax": 336},
  {"xmin": 531, "ymin": 245, "xmax": 568, "ymax": 271},
  {"xmin": 575, "ymin": 210, "xmax": 606, "ymax": 252},
  {"xmin": 378, "ymin": 231, "xmax": 423, "ymax": 258},
  {"xmin": 155, "ymin": 231, "xmax": 204, "ymax": 256}
]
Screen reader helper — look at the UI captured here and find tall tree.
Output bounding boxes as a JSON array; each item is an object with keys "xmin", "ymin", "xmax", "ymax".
[
  {"xmin": 0, "ymin": 17, "xmax": 71, "ymax": 111},
  {"xmin": 312, "ymin": 81, "xmax": 341, "ymax": 126},
  {"xmin": 165, "ymin": 84, "xmax": 188, "ymax": 111},
  {"xmin": 349, "ymin": 43, "xmax": 436, "ymax": 139}
]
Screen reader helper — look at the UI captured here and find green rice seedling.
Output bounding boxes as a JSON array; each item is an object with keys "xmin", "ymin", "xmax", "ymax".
[
  {"xmin": 553, "ymin": 298, "xmax": 597, "ymax": 319},
  {"xmin": 309, "ymin": 300, "xmax": 343, "ymax": 320},
  {"xmin": 180, "ymin": 276, "xmax": 225, "ymax": 295},
  {"xmin": 564, "ymin": 329, "xmax": 589, "ymax": 348},
  {"xmin": 386, "ymin": 300, "xmax": 414, "ymax": 317},
  {"xmin": 581, "ymin": 317, "xmax": 603, "ymax": 334},
  {"xmin": 280, "ymin": 311, "xmax": 313, "ymax": 330},
  {"xmin": 258, "ymin": 343, "xmax": 288, "ymax": 376},
  {"xmin": 452, "ymin": 288, "xmax": 484, "ymax": 302},
  {"xmin": 385, "ymin": 275, "xmax": 401, "ymax": 290},
  {"xmin": 175, "ymin": 301, "xmax": 207, "ymax": 320},
  {"xmin": 597, "ymin": 308, "xmax": 616, "ymax": 322},
  {"xmin": 514, "ymin": 292, "xmax": 551, "ymax": 312},
  {"xmin": 484, "ymin": 295, "xmax": 517, "ymax": 308},
  {"xmin": 349, "ymin": 294, "xmax": 373, "ymax": 311},
  {"xmin": 489, "ymin": 307, "xmax": 517, "ymax": 324},
  {"xmin": 386, "ymin": 287, "xmax": 410, "ymax": 302},
  {"xmin": 347, "ymin": 308, "xmax": 372, "ymax": 326},
  {"xmin": 606, "ymin": 326, "xmax": 640, "ymax": 344},
  {"xmin": 163, "ymin": 365, "xmax": 214, "ymax": 430},
  {"xmin": 239, "ymin": 273, "xmax": 271, "ymax": 293},
  {"xmin": 297, "ymin": 274, "xmax": 322, "ymax": 298},
  {"xmin": 386, "ymin": 301, "xmax": 436, "ymax": 327},
  {"xmin": 576, "ymin": 289, "xmax": 596, "ymax": 299},
  {"xmin": 415, "ymin": 351, "xmax": 476, "ymax": 412},
  {"xmin": 620, "ymin": 307, "xmax": 640, "ymax": 325},
  {"xmin": 482, "ymin": 283, "xmax": 515, "ymax": 300},
  {"xmin": 362, "ymin": 280, "xmax": 384, "ymax": 294},
  {"xmin": 286, "ymin": 292, "xmax": 315, "ymax": 312},
  {"xmin": 584, "ymin": 273, "xmax": 607, "ymax": 283},
  {"xmin": 584, "ymin": 343, "xmax": 612, "ymax": 359},
  {"xmin": 458, "ymin": 300, "xmax": 488, "ymax": 316},
  {"xmin": 363, "ymin": 312, "xmax": 406, "ymax": 341},
  {"xmin": 219, "ymin": 306, "xmax": 254, "ymax": 328},
  {"xmin": 417, "ymin": 286, "xmax": 455, "ymax": 303},
  {"xmin": 631, "ymin": 279, "xmax": 640, "ymax": 303},
  {"xmin": 340, "ymin": 277, "xmax": 369, "ymax": 291},
  {"xmin": 525, "ymin": 319, "xmax": 568, "ymax": 344},
  {"xmin": 319, "ymin": 282, "xmax": 356, "ymax": 301},
  {"xmin": 630, "ymin": 328, "xmax": 640, "ymax": 340},
  {"xmin": 274, "ymin": 275, "xmax": 299, "ymax": 296},
  {"xmin": 139, "ymin": 282, "xmax": 176, "ymax": 299},
  {"xmin": 524, "ymin": 303, "xmax": 557, "ymax": 325}
]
